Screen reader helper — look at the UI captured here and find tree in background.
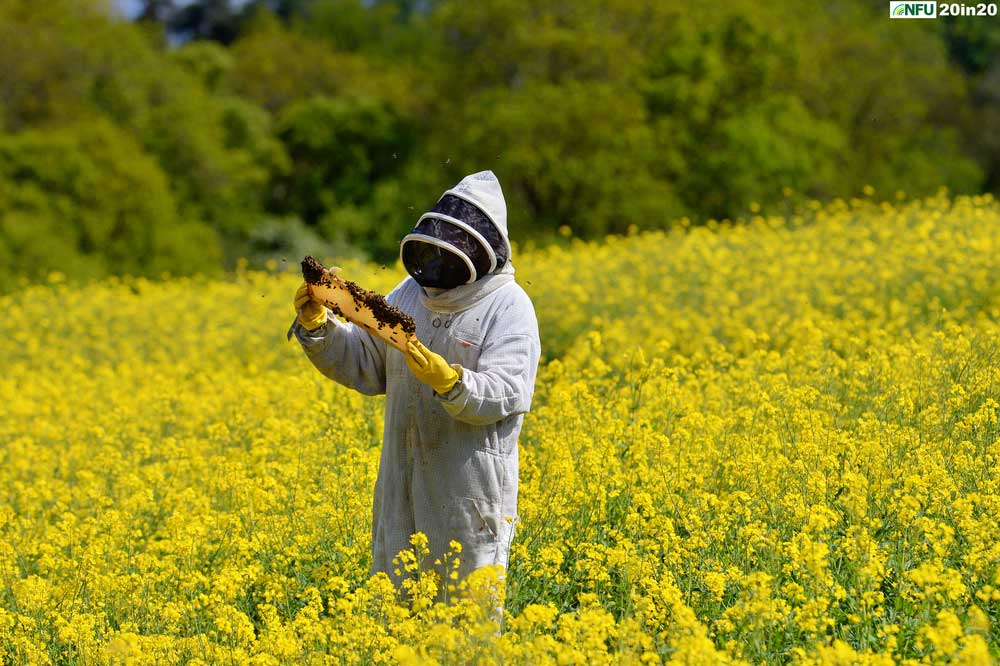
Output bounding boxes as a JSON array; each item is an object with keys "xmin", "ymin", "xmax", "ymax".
[
  {"xmin": 273, "ymin": 96, "xmax": 413, "ymax": 223},
  {"xmin": 0, "ymin": 122, "xmax": 221, "ymax": 288},
  {"xmin": 0, "ymin": 0, "xmax": 286, "ymax": 276},
  {"xmin": 936, "ymin": 16, "xmax": 1000, "ymax": 189},
  {"xmin": 0, "ymin": 0, "xmax": 994, "ymax": 285}
]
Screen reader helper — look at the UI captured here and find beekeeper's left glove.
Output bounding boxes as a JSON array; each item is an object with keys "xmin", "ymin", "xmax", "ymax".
[
  {"xmin": 294, "ymin": 282, "xmax": 327, "ymax": 331},
  {"xmin": 405, "ymin": 339, "xmax": 461, "ymax": 394}
]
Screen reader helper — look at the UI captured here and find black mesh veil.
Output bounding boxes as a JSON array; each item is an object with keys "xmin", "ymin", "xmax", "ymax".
[
  {"xmin": 431, "ymin": 195, "xmax": 508, "ymax": 268},
  {"xmin": 411, "ymin": 217, "xmax": 492, "ymax": 277},
  {"xmin": 401, "ymin": 193, "xmax": 508, "ymax": 288},
  {"xmin": 401, "ymin": 240, "xmax": 472, "ymax": 288}
]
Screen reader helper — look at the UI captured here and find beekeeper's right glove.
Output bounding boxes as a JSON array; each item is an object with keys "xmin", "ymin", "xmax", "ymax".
[
  {"xmin": 405, "ymin": 339, "xmax": 461, "ymax": 394},
  {"xmin": 294, "ymin": 282, "xmax": 327, "ymax": 331}
]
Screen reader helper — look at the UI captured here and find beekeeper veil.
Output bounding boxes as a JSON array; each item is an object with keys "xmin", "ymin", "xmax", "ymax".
[{"xmin": 401, "ymin": 171, "xmax": 513, "ymax": 289}]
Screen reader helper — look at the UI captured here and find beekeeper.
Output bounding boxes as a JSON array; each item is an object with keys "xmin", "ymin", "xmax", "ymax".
[{"xmin": 289, "ymin": 170, "xmax": 541, "ymax": 600}]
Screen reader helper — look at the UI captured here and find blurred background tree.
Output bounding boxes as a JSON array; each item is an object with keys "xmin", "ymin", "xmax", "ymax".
[{"xmin": 0, "ymin": 0, "xmax": 996, "ymax": 285}]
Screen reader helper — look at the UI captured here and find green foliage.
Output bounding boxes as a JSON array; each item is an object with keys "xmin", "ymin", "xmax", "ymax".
[
  {"xmin": 427, "ymin": 81, "xmax": 686, "ymax": 237},
  {"xmin": 688, "ymin": 95, "xmax": 847, "ymax": 214},
  {"xmin": 294, "ymin": 0, "xmax": 409, "ymax": 54},
  {"xmin": 87, "ymin": 36, "xmax": 287, "ymax": 233},
  {"xmin": 239, "ymin": 216, "xmax": 364, "ymax": 270},
  {"xmin": 274, "ymin": 95, "xmax": 413, "ymax": 223},
  {"xmin": 318, "ymin": 173, "xmax": 430, "ymax": 263},
  {"xmin": 0, "ymin": 0, "xmax": 994, "ymax": 286},
  {"xmin": 935, "ymin": 17, "xmax": 1000, "ymax": 188},
  {"xmin": 426, "ymin": 0, "xmax": 642, "ymax": 91},
  {"xmin": 938, "ymin": 13, "xmax": 1000, "ymax": 74},
  {"xmin": 170, "ymin": 40, "xmax": 234, "ymax": 92},
  {"xmin": 226, "ymin": 12, "xmax": 395, "ymax": 114},
  {"xmin": 0, "ymin": 0, "xmax": 287, "ymax": 240},
  {"xmin": 0, "ymin": 122, "xmax": 221, "ymax": 289},
  {"xmin": 0, "ymin": 0, "xmax": 114, "ymax": 131},
  {"xmin": 785, "ymin": 3, "xmax": 983, "ymax": 196}
]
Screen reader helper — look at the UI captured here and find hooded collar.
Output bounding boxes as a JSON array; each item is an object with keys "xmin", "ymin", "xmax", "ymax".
[
  {"xmin": 418, "ymin": 270, "xmax": 516, "ymax": 313},
  {"xmin": 411, "ymin": 170, "xmax": 517, "ymax": 312}
]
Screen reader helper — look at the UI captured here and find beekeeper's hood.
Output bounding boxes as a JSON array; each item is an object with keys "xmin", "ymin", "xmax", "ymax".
[{"xmin": 400, "ymin": 170, "xmax": 513, "ymax": 289}]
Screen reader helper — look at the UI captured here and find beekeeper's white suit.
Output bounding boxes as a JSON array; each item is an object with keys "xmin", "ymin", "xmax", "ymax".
[{"xmin": 291, "ymin": 171, "xmax": 540, "ymax": 594}]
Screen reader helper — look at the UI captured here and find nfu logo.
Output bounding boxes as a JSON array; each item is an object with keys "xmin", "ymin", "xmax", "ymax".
[{"xmin": 889, "ymin": 1, "xmax": 938, "ymax": 17}]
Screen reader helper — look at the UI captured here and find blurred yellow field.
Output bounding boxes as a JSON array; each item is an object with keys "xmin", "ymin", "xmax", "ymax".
[{"xmin": 2, "ymin": 192, "xmax": 1000, "ymax": 664}]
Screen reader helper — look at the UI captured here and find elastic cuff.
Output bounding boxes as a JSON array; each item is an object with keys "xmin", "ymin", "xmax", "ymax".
[
  {"xmin": 292, "ymin": 317, "xmax": 330, "ymax": 345},
  {"xmin": 302, "ymin": 319, "xmax": 328, "ymax": 334},
  {"xmin": 436, "ymin": 367, "xmax": 467, "ymax": 402}
]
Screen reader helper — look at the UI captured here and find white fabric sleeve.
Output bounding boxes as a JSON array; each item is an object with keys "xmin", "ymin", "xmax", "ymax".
[
  {"xmin": 435, "ymin": 331, "xmax": 540, "ymax": 425},
  {"xmin": 292, "ymin": 315, "xmax": 388, "ymax": 396}
]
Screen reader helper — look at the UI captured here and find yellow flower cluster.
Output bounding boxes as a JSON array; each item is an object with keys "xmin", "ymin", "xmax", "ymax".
[{"xmin": 1, "ymin": 191, "xmax": 999, "ymax": 663}]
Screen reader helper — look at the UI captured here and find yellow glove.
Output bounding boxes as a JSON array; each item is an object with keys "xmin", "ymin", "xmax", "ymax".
[
  {"xmin": 294, "ymin": 282, "xmax": 327, "ymax": 331},
  {"xmin": 405, "ymin": 338, "xmax": 461, "ymax": 394}
]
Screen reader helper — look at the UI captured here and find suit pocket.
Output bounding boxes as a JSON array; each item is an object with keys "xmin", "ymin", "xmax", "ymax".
[
  {"xmin": 447, "ymin": 327, "xmax": 483, "ymax": 371},
  {"xmin": 448, "ymin": 496, "xmax": 501, "ymax": 551}
]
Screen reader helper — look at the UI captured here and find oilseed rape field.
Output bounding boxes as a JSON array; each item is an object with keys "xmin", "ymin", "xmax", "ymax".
[{"xmin": 3, "ymin": 192, "xmax": 1000, "ymax": 665}]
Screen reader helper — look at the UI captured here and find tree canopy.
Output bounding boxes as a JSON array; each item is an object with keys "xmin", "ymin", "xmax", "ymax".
[{"xmin": 0, "ymin": 0, "xmax": 996, "ymax": 283}]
